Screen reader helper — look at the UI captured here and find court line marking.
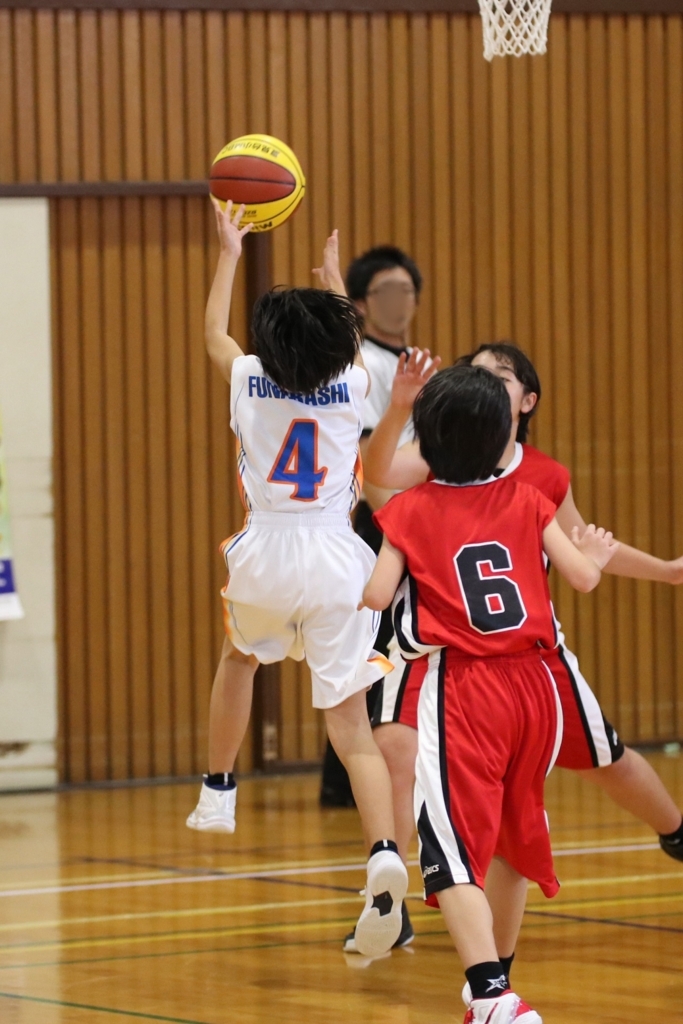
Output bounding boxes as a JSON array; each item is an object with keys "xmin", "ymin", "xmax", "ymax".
[
  {"xmin": 526, "ymin": 907, "xmax": 683, "ymax": 935},
  {"xmin": 0, "ymin": 894, "xmax": 364, "ymax": 934},
  {"xmin": 551, "ymin": 835, "xmax": 658, "ymax": 850},
  {"xmin": 2, "ymin": 870, "xmax": 682, "ymax": 935},
  {"xmin": 0, "ymin": 929, "xmax": 449, "ymax": 973},
  {"xmin": 0, "ymin": 836, "xmax": 660, "ymax": 893},
  {"xmin": 0, "ymin": 913, "xmax": 386, "ymax": 956},
  {"xmin": 3, "ymin": 898, "xmax": 683, "ymax": 976},
  {"xmin": 550, "ymin": 869, "xmax": 683, "ymax": 888},
  {"xmin": 0, "ymin": 900, "xmax": 367, "ymax": 952},
  {"xmin": 0, "ymin": 820, "xmax": 647, "ymax": 875},
  {"xmin": 0, "ymin": 837, "xmax": 367, "ymax": 874},
  {"xmin": 0, "ymin": 853, "xmax": 371, "ymax": 894},
  {"xmin": 3, "ymin": 882, "xmax": 683, "ymax": 959},
  {"xmin": 553, "ymin": 842, "xmax": 660, "ymax": 857},
  {"xmin": 0, "ymin": 990, "xmax": 213, "ymax": 1024},
  {"xmin": 0, "ymin": 861, "xmax": 372, "ymax": 898},
  {"xmin": 528, "ymin": 890, "xmax": 683, "ymax": 913},
  {"xmin": 0, "ymin": 841, "xmax": 664, "ymax": 899}
]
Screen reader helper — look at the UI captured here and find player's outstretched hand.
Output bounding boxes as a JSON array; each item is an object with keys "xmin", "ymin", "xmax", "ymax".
[
  {"xmin": 391, "ymin": 348, "xmax": 441, "ymax": 411},
  {"xmin": 666, "ymin": 555, "xmax": 683, "ymax": 584},
  {"xmin": 211, "ymin": 198, "xmax": 253, "ymax": 259},
  {"xmin": 312, "ymin": 229, "xmax": 346, "ymax": 295},
  {"xmin": 571, "ymin": 524, "xmax": 620, "ymax": 570}
]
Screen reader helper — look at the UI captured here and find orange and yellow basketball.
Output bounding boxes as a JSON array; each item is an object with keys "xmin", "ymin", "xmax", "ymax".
[{"xmin": 209, "ymin": 134, "xmax": 306, "ymax": 233}]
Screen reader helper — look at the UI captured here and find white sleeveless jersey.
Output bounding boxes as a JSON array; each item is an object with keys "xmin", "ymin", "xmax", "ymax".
[{"xmin": 230, "ymin": 354, "xmax": 367, "ymax": 514}]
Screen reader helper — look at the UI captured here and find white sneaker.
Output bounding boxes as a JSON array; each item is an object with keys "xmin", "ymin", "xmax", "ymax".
[
  {"xmin": 462, "ymin": 982, "xmax": 473, "ymax": 1007},
  {"xmin": 353, "ymin": 846, "xmax": 409, "ymax": 957},
  {"xmin": 465, "ymin": 992, "xmax": 542, "ymax": 1024},
  {"xmin": 186, "ymin": 781, "xmax": 236, "ymax": 833}
]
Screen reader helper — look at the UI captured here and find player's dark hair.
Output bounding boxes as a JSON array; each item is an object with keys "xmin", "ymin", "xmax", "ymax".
[
  {"xmin": 252, "ymin": 287, "xmax": 363, "ymax": 394},
  {"xmin": 413, "ymin": 365, "xmax": 511, "ymax": 484},
  {"xmin": 456, "ymin": 342, "xmax": 541, "ymax": 443},
  {"xmin": 345, "ymin": 246, "xmax": 423, "ymax": 302}
]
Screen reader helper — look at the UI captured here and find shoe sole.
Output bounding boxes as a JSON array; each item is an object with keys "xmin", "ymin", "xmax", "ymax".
[
  {"xmin": 185, "ymin": 815, "xmax": 235, "ymax": 834},
  {"xmin": 353, "ymin": 858, "xmax": 408, "ymax": 957},
  {"xmin": 344, "ymin": 931, "xmax": 414, "ymax": 955}
]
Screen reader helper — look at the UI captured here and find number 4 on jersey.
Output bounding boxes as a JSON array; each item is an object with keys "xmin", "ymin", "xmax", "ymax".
[
  {"xmin": 454, "ymin": 542, "xmax": 528, "ymax": 634},
  {"xmin": 268, "ymin": 419, "xmax": 328, "ymax": 501}
]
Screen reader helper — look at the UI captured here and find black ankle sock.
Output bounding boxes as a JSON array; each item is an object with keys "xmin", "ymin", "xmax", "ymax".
[
  {"xmin": 204, "ymin": 772, "xmax": 236, "ymax": 790},
  {"xmin": 660, "ymin": 815, "xmax": 683, "ymax": 842},
  {"xmin": 465, "ymin": 961, "xmax": 510, "ymax": 1001},
  {"xmin": 500, "ymin": 953, "xmax": 515, "ymax": 981},
  {"xmin": 369, "ymin": 839, "xmax": 399, "ymax": 858}
]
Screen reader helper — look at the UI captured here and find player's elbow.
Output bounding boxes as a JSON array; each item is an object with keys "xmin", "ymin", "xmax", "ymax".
[
  {"xmin": 205, "ymin": 331, "xmax": 229, "ymax": 372},
  {"xmin": 204, "ymin": 326, "xmax": 221, "ymax": 355},
  {"xmin": 363, "ymin": 458, "xmax": 391, "ymax": 489},
  {"xmin": 363, "ymin": 467, "xmax": 386, "ymax": 489},
  {"xmin": 362, "ymin": 583, "xmax": 393, "ymax": 611},
  {"xmin": 571, "ymin": 565, "xmax": 601, "ymax": 593}
]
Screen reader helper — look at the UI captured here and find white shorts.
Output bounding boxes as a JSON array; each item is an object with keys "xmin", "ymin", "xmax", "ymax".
[{"xmin": 221, "ymin": 512, "xmax": 390, "ymax": 709}]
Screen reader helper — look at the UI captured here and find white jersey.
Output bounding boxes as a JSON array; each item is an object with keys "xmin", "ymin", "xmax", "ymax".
[
  {"xmin": 230, "ymin": 354, "xmax": 367, "ymax": 515},
  {"xmin": 360, "ymin": 336, "xmax": 414, "ymax": 449}
]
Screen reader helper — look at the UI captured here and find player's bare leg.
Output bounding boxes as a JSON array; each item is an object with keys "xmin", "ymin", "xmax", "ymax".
[
  {"xmin": 186, "ymin": 639, "xmax": 259, "ymax": 834},
  {"xmin": 342, "ymin": 719, "xmax": 416, "ymax": 955},
  {"xmin": 208, "ymin": 638, "xmax": 259, "ymax": 772},
  {"xmin": 326, "ymin": 690, "xmax": 408, "ymax": 956},
  {"xmin": 578, "ymin": 746, "xmax": 682, "ymax": 837},
  {"xmin": 440, "ymin": 879, "xmax": 540, "ymax": 1022},
  {"xmin": 485, "ymin": 857, "xmax": 528, "ymax": 963},
  {"xmin": 373, "ymin": 722, "xmax": 418, "ymax": 864},
  {"xmin": 325, "ymin": 690, "xmax": 396, "ymax": 846},
  {"xmin": 438, "ymin": 883, "xmax": 500, "ymax": 967}
]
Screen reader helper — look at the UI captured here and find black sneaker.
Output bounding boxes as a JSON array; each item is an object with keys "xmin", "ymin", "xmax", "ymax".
[
  {"xmin": 660, "ymin": 833, "xmax": 683, "ymax": 863},
  {"xmin": 343, "ymin": 900, "xmax": 414, "ymax": 953}
]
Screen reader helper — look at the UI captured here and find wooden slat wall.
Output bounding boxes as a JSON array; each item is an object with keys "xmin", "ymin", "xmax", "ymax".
[{"xmin": 2, "ymin": 8, "xmax": 682, "ymax": 779}]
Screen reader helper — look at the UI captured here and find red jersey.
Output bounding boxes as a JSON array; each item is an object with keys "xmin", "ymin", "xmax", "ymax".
[
  {"xmin": 502, "ymin": 443, "xmax": 570, "ymax": 509},
  {"xmin": 374, "ymin": 475, "xmax": 558, "ymax": 658}
]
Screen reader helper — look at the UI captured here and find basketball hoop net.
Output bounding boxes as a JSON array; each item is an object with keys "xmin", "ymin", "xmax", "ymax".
[{"xmin": 478, "ymin": 0, "xmax": 552, "ymax": 60}]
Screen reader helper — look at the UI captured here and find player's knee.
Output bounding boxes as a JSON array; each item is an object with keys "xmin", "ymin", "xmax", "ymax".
[
  {"xmin": 374, "ymin": 723, "xmax": 418, "ymax": 779},
  {"xmin": 221, "ymin": 638, "xmax": 258, "ymax": 669},
  {"xmin": 324, "ymin": 698, "xmax": 372, "ymax": 761}
]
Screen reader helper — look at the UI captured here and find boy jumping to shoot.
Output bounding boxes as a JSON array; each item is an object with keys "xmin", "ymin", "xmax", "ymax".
[
  {"xmin": 361, "ymin": 365, "xmax": 617, "ymax": 1022},
  {"xmin": 187, "ymin": 201, "xmax": 406, "ymax": 957}
]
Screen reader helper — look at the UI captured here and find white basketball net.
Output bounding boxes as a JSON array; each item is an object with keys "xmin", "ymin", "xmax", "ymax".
[{"xmin": 478, "ymin": 0, "xmax": 552, "ymax": 60}]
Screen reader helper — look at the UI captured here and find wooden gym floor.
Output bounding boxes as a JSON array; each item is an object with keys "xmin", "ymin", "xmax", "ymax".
[{"xmin": 0, "ymin": 752, "xmax": 682, "ymax": 1024}]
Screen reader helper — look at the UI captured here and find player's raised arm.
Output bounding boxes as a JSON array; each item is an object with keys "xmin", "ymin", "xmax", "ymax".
[
  {"xmin": 360, "ymin": 534, "xmax": 406, "ymax": 610},
  {"xmin": 363, "ymin": 349, "xmax": 439, "ymax": 490},
  {"xmin": 313, "ymin": 230, "xmax": 371, "ymax": 392},
  {"xmin": 543, "ymin": 518, "xmax": 619, "ymax": 593},
  {"xmin": 554, "ymin": 484, "xmax": 683, "ymax": 584},
  {"xmin": 205, "ymin": 199, "xmax": 253, "ymax": 384},
  {"xmin": 312, "ymin": 229, "xmax": 346, "ymax": 297}
]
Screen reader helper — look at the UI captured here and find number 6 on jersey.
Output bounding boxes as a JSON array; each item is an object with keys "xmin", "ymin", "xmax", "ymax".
[
  {"xmin": 267, "ymin": 419, "xmax": 328, "ymax": 502},
  {"xmin": 455, "ymin": 542, "xmax": 528, "ymax": 634}
]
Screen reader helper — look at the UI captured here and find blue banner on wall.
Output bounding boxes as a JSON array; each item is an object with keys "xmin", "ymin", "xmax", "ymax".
[{"xmin": 0, "ymin": 409, "xmax": 24, "ymax": 620}]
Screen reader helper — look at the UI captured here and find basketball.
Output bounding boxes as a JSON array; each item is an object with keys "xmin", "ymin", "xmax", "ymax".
[{"xmin": 209, "ymin": 134, "xmax": 305, "ymax": 232}]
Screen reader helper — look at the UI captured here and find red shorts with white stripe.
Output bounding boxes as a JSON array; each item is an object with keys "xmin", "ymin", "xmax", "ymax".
[
  {"xmin": 373, "ymin": 638, "xmax": 625, "ymax": 771},
  {"xmin": 416, "ymin": 648, "xmax": 561, "ymax": 904}
]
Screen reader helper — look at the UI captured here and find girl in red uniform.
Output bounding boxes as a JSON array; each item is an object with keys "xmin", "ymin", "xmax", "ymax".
[
  {"xmin": 361, "ymin": 365, "xmax": 617, "ymax": 1024},
  {"xmin": 358, "ymin": 343, "xmax": 683, "ymax": 962}
]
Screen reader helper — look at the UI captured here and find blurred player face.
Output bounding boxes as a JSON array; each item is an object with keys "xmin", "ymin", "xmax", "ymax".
[
  {"xmin": 356, "ymin": 267, "xmax": 417, "ymax": 341},
  {"xmin": 471, "ymin": 350, "xmax": 538, "ymax": 434}
]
